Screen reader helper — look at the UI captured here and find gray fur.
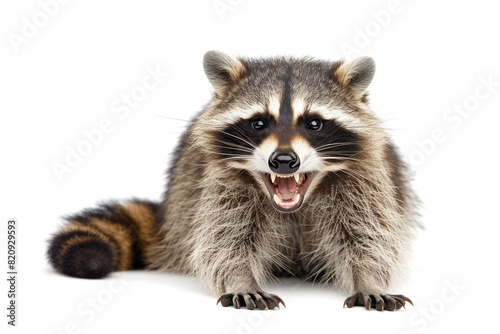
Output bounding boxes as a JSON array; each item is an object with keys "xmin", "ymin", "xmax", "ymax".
[
  {"xmin": 147, "ymin": 51, "xmax": 419, "ymax": 306},
  {"xmin": 338, "ymin": 56, "xmax": 376, "ymax": 95}
]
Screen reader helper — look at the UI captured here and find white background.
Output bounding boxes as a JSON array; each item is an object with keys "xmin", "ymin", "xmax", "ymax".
[{"xmin": 1, "ymin": 0, "xmax": 499, "ymax": 333}]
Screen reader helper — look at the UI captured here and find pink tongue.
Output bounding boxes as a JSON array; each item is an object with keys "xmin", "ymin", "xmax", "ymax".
[{"xmin": 277, "ymin": 177, "xmax": 298, "ymax": 200}]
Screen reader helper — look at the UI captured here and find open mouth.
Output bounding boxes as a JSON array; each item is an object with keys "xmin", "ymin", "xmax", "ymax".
[{"xmin": 262, "ymin": 172, "xmax": 314, "ymax": 212}]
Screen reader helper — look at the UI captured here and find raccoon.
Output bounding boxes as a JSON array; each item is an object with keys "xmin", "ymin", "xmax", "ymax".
[{"xmin": 48, "ymin": 51, "xmax": 419, "ymax": 311}]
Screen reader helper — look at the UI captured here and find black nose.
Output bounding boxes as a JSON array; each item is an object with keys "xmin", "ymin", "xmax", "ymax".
[{"xmin": 268, "ymin": 151, "xmax": 300, "ymax": 174}]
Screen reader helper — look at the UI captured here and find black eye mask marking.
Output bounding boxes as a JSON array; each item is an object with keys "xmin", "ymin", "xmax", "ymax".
[{"xmin": 297, "ymin": 114, "xmax": 362, "ymax": 161}]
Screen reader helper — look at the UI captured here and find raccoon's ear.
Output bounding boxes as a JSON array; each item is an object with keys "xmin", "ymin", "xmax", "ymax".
[
  {"xmin": 203, "ymin": 51, "xmax": 247, "ymax": 96},
  {"xmin": 332, "ymin": 57, "xmax": 375, "ymax": 96}
]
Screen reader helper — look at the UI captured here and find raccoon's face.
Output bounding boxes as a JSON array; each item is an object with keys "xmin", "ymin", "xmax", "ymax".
[{"xmin": 195, "ymin": 51, "xmax": 379, "ymax": 213}]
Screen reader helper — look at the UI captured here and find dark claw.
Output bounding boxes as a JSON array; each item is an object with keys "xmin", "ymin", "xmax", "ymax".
[
  {"xmin": 393, "ymin": 294, "xmax": 414, "ymax": 306},
  {"xmin": 344, "ymin": 292, "xmax": 413, "ymax": 312},
  {"xmin": 217, "ymin": 291, "xmax": 284, "ymax": 310},
  {"xmin": 259, "ymin": 291, "xmax": 283, "ymax": 310},
  {"xmin": 392, "ymin": 296, "xmax": 406, "ymax": 309},
  {"xmin": 384, "ymin": 296, "xmax": 396, "ymax": 311},
  {"xmin": 254, "ymin": 294, "xmax": 268, "ymax": 310},
  {"xmin": 243, "ymin": 294, "xmax": 256, "ymax": 310},
  {"xmin": 343, "ymin": 293, "xmax": 361, "ymax": 308},
  {"xmin": 363, "ymin": 295, "xmax": 372, "ymax": 310},
  {"xmin": 376, "ymin": 298, "xmax": 384, "ymax": 312},
  {"xmin": 347, "ymin": 295, "xmax": 356, "ymax": 308},
  {"xmin": 273, "ymin": 295, "xmax": 286, "ymax": 308},
  {"xmin": 233, "ymin": 295, "xmax": 241, "ymax": 309},
  {"xmin": 266, "ymin": 296, "xmax": 278, "ymax": 309},
  {"xmin": 217, "ymin": 294, "xmax": 233, "ymax": 307}
]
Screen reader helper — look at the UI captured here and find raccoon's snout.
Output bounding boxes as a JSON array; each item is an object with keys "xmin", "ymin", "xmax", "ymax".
[
  {"xmin": 262, "ymin": 151, "xmax": 314, "ymax": 213},
  {"xmin": 268, "ymin": 151, "xmax": 300, "ymax": 174}
]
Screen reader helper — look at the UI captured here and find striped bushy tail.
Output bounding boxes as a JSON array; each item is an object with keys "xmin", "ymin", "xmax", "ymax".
[{"xmin": 48, "ymin": 199, "xmax": 160, "ymax": 279}]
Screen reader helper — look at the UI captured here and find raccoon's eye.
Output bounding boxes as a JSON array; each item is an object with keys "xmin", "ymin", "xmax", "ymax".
[
  {"xmin": 251, "ymin": 117, "xmax": 267, "ymax": 131},
  {"xmin": 305, "ymin": 118, "xmax": 323, "ymax": 131}
]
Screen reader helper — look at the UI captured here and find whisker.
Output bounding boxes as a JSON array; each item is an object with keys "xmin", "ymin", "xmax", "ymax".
[
  {"xmin": 316, "ymin": 143, "xmax": 360, "ymax": 152},
  {"xmin": 321, "ymin": 157, "xmax": 359, "ymax": 162},
  {"xmin": 213, "ymin": 145, "xmax": 253, "ymax": 154},
  {"xmin": 227, "ymin": 127, "xmax": 260, "ymax": 151},
  {"xmin": 215, "ymin": 139, "xmax": 253, "ymax": 153},
  {"xmin": 342, "ymin": 168, "xmax": 376, "ymax": 185},
  {"xmin": 219, "ymin": 156, "xmax": 253, "ymax": 163},
  {"xmin": 314, "ymin": 126, "xmax": 357, "ymax": 148},
  {"xmin": 220, "ymin": 130, "xmax": 257, "ymax": 150},
  {"xmin": 344, "ymin": 120, "xmax": 387, "ymax": 129},
  {"xmin": 334, "ymin": 169, "xmax": 364, "ymax": 184},
  {"xmin": 318, "ymin": 149, "xmax": 361, "ymax": 156},
  {"xmin": 150, "ymin": 114, "xmax": 191, "ymax": 122},
  {"xmin": 198, "ymin": 148, "xmax": 249, "ymax": 158},
  {"xmin": 228, "ymin": 124, "xmax": 258, "ymax": 147},
  {"xmin": 315, "ymin": 142, "xmax": 356, "ymax": 150}
]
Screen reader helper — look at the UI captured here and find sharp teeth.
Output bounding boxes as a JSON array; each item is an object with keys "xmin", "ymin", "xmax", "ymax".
[
  {"xmin": 270, "ymin": 173, "xmax": 277, "ymax": 183},
  {"xmin": 273, "ymin": 193, "xmax": 301, "ymax": 208},
  {"xmin": 293, "ymin": 193, "xmax": 301, "ymax": 204},
  {"xmin": 294, "ymin": 173, "xmax": 300, "ymax": 183},
  {"xmin": 273, "ymin": 194, "xmax": 282, "ymax": 204}
]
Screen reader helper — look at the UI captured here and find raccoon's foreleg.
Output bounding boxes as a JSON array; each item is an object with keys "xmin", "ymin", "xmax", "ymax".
[
  {"xmin": 195, "ymin": 237, "xmax": 285, "ymax": 310},
  {"xmin": 338, "ymin": 225, "xmax": 414, "ymax": 311},
  {"xmin": 195, "ymin": 246, "xmax": 285, "ymax": 310},
  {"xmin": 343, "ymin": 292, "xmax": 413, "ymax": 311},
  {"xmin": 310, "ymin": 177, "xmax": 415, "ymax": 311},
  {"xmin": 190, "ymin": 199, "xmax": 285, "ymax": 310},
  {"xmin": 216, "ymin": 280, "xmax": 285, "ymax": 310}
]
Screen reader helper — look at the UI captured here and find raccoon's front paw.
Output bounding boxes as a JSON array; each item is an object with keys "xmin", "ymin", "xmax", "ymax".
[
  {"xmin": 343, "ymin": 292, "xmax": 413, "ymax": 311},
  {"xmin": 217, "ymin": 291, "xmax": 286, "ymax": 310}
]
